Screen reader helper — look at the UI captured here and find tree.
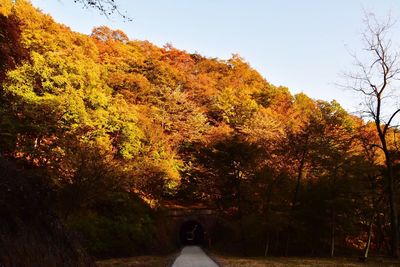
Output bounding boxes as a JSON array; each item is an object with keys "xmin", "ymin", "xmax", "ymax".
[
  {"xmin": 0, "ymin": 7, "xmax": 29, "ymax": 152},
  {"xmin": 345, "ymin": 13, "xmax": 400, "ymax": 258},
  {"xmin": 73, "ymin": 0, "xmax": 131, "ymax": 21}
]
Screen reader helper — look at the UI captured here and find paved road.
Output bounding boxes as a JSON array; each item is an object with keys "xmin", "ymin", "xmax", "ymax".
[{"xmin": 172, "ymin": 246, "xmax": 219, "ymax": 267}]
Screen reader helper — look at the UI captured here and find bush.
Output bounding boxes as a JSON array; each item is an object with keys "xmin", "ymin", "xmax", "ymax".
[{"xmin": 68, "ymin": 192, "xmax": 175, "ymax": 259}]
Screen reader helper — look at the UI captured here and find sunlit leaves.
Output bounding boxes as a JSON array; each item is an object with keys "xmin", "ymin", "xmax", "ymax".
[
  {"xmin": 212, "ymin": 86, "xmax": 258, "ymax": 127},
  {"xmin": 1, "ymin": 4, "xmax": 392, "ymax": 253}
]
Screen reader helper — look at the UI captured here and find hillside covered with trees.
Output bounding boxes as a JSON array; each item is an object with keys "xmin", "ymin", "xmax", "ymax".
[{"xmin": 1, "ymin": 0, "xmax": 400, "ymax": 265}]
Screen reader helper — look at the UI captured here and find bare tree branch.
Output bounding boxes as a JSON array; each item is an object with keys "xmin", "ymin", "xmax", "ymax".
[
  {"xmin": 384, "ymin": 108, "xmax": 400, "ymax": 135},
  {"xmin": 72, "ymin": 0, "xmax": 132, "ymax": 21},
  {"xmin": 347, "ymin": 11, "xmax": 400, "ymax": 258}
]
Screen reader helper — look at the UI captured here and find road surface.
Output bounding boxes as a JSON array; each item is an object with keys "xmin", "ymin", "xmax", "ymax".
[{"xmin": 172, "ymin": 246, "xmax": 218, "ymax": 267}]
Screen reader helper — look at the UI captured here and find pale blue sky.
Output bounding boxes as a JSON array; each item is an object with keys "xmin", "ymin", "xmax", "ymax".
[{"xmin": 31, "ymin": 0, "xmax": 400, "ymax": 112}]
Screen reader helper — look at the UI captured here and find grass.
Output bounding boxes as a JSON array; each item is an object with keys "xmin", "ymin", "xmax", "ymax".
[
  {"xmin": 212, "ymin": 255, "xmax": 400, "ymax": 267},
  {"xmin": 96, "ymin": 254, "xmax": 176, "ymax": 267},
  {"xmin": 96, "ymin": 253, "xmax": 400, "ymax": 267}
]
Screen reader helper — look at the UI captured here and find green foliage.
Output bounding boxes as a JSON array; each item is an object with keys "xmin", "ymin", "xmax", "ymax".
[{"xmin": 212, "ymin": 86, "xmax": 258, "ymax": 127}]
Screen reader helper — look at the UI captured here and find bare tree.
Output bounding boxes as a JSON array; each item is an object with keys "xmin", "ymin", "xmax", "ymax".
[
  {"xmin": 72, "ymin": 0, "xmax": 132, "ymax": 21},
  {"xmin": 345, "ymin": 13, "xmax": 400, "ymax": 258}
]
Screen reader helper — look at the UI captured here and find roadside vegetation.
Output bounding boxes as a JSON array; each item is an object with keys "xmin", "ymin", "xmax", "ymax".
[
  {"xmin": 97, "ymin": 255, "xmax": 176, "ymax": 267},
  {"xmin": 213, "ymin": 255, "xmax": 400, "ymax": 267}
]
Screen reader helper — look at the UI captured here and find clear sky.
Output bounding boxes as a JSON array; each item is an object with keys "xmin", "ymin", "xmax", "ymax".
[{"xmin": 30, "ymin": 0, "xmax": 400, "ymax": 113}]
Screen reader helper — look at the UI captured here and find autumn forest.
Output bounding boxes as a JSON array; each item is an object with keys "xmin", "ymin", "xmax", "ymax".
[{"xmin": 1, "ymin": 1, "xmax": 400, "ymax": 266}]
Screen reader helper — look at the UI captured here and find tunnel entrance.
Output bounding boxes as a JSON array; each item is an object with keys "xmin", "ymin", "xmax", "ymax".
[{"xmin": 179, "ymin": 220, "xmax": 204, "ymax": 245}]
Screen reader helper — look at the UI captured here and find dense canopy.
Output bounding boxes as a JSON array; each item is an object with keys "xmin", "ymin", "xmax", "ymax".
[{"xmin": 1, "ymin": 0, "xmax": 399, "ymax": 263}]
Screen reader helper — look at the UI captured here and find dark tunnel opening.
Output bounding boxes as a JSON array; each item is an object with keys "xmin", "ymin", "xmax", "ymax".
[{"xmin": 179, "ymin": 220, "xmax": 204, "ymax": 246}]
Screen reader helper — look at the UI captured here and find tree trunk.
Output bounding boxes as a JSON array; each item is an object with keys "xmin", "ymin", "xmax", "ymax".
[
  {"xmin": 263, "ymin": 184, "xmax": 274, "ymax": 257},
  {"xmin": 234, "ymin": 163, "xmax": 247, "ymax": 255},
  {"xmin": 387, "ymin": 160, "xmax": 399, "ymax": 258},
  {"xmin": 376, "ymin": 214, "xmax": 384, "ymax": 254},
  {"xmin": 330, "ymin": 214, "xmax": 335, "ymax": 257},
  {"xmin": 293, "ymin": 147, "xmax": 307, "ymax": 209},
  {"xmin": 363, "ymin": 218, "xmax": 374, "ymax": 260},
  {"xmin": 286, "ymin": 144, "xmax": 308, "ymax": 257},
  {"xmin": 264, "ymin": 233, "xmax": 270, "ymax": 257},
  {"xmin": 382, "ymin": 145, "xmax": 399, "ymax": 258},
  {"xmin": 330, "ymin": 163, "xmax": 338, "ymax": 258}
]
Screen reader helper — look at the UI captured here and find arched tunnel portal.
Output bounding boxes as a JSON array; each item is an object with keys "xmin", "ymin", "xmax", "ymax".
[
  {"xmin": 179, "ymin": 220, "xmax": 204, "ymax": 245},
  {"xmin": 164, "ymin": 203, "xmax": 217, "ymax": 248}
]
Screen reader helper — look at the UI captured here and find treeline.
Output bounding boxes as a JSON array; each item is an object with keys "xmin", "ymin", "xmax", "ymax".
[{"xmin": 0, "ymin": 0, "xmax": 399, "ymax": 262}]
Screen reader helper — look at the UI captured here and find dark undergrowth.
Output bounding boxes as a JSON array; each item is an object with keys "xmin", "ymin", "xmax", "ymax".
[{"xmin": 0, "ymin": 158, "xmax": 96, "ymax": 267}]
